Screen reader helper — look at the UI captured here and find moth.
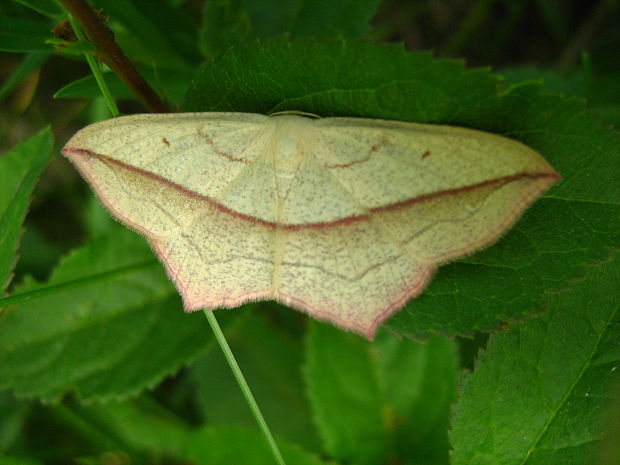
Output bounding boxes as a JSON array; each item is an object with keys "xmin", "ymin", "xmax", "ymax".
[{"xmin": 62, "ymin": 112, "xmax": 559, "ymax": 338}]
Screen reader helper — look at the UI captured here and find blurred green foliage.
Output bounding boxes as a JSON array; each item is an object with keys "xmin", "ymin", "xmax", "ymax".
[{"xmin": 0, "ymin": 1, "xmax": 619, "ymax": 464}]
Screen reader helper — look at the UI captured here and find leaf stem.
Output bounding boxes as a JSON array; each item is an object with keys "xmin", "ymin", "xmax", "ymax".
[
  {"xmin": 203, "ymin": 310, "xmax": 287, "ymax": 465},
  {"xmin": 66, "ymin": 14, "xmax": 119, "ymax": 117},
  {"xmin": 58, "ymin": 0, "xmax": 168, "ymax": 112},
  {"xmin": 0, "ymin": 260, "xmax": 157, "ymax": 308}
]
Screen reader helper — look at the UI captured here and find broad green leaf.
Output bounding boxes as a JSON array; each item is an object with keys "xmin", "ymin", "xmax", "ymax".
[
  {"xmin": 184, "ymin": 39, "xmax": 498, "ymax": 118},
  {"xmin": 0, "ymin": 16, "xmax": 53, "ymax": 52},
  {"xmin": 0, "ymin": 128, "xmax": 52, "ymax": 293},
  {"xmin": 0, "ymin": 229, "xmax": 211, "ymax": 402},
  {"xmin": 184, "ymin": 38, "xmax": 619, "ymax": 339},
  {"xmin": 199, "ymin": 0, "xmax": 381, "ymax": 57},
  {"xmin": 190, "ymin": 310, "xmax": 320, "ymax": 451},
  {"xmin": 54, "ymin": 67, "xmax": 193, "ymax": 106},
  {"xmin": 0, "ymin": 52, "xmax": 48, "ymax": 99},
  {"xmin": 183, "ymin": 425, "xmax": 335, "ymax": 465},
  {"xmin": 304, "ymin": 321, "xmax": 458, "ymax": 464},
  {"xmin": 450, "ymin": 253, "xmax": 620, "ymax": 465}
]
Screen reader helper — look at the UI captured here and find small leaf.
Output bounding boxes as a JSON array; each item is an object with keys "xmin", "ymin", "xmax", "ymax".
[
  {"xmin": 0, "ymin": 128, "xmax": 52, "ymax": 293},
  {"xmin": 45, "ymin": 38, "xmax": 95, "ymax": 55},
  {"xmin": 54, "ymin": 67, "xmax": 193, "ymax": 105}
]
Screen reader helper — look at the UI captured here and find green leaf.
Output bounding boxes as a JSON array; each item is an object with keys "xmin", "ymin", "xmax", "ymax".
[
  {"xmin": 0, "ymin": 128, "xmax": 52, "ymax": 293},
  {"xmin": 45, "ymin": 38, "xmax": 95, "ymax": 55},
  {"xmin": 199, "ymin": 0, "xmax": 381, "ymax": 57},
  {"xmin": 184, "ymin": 39, "xmax": 499, "ymax": 117},
  {"xmin": 184, "ymin": 38, "xmax": 620, "ymax": 339},
  {"xmin": 0, "ymin": 16, "xmax": 53, "ymax": 52},
  {"xmin": 0, "ymin": 229, "xmax": 212, "ymax": 402},
  {"xmin": 304, "ymin": 321, "xmax": 458, "ymax": 464},
  {"xmin": 183, "ymin": 424, "xmax": 335, "ymax": 465},
  {"xmin": 54, "ymin": 67, "xmax": 194, "ymax": 106},
  {"xmin": 450, "ymin": 253, "xmax": 620, "ymax": 465},
  {"xmin": 190, "ymin": 310, "xmax": 320, "ymax": 451}
]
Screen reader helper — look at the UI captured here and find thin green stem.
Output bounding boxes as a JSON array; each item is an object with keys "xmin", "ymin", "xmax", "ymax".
[
  {"xmin": 0, "ymin": 260, "xmax": 157, "ymax": 308},
  {"xmin": 67, "ymin": 14, "xmax": 119, "ymax": 117},
  {"xmin": 203, "ymin": 310, "xmax": 287, "ymax": 465}
]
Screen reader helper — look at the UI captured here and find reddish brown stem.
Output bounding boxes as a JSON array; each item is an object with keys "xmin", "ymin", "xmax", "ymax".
[{"xmin": 60, "ymin": 0, "xmax": 169, "ymax": 113}]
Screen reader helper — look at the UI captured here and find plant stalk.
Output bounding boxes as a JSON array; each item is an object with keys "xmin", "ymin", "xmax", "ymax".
[
  {"xmin": 66, "ymin": 14, "xmax": 119, "ymax": 117},
  {"xmin": 203, "ymin": 310, "xmax": 287, "ymax": 465},
  {"xmin": 59, "ymin": 0, "xmax": 168, "ymax": 112}
]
